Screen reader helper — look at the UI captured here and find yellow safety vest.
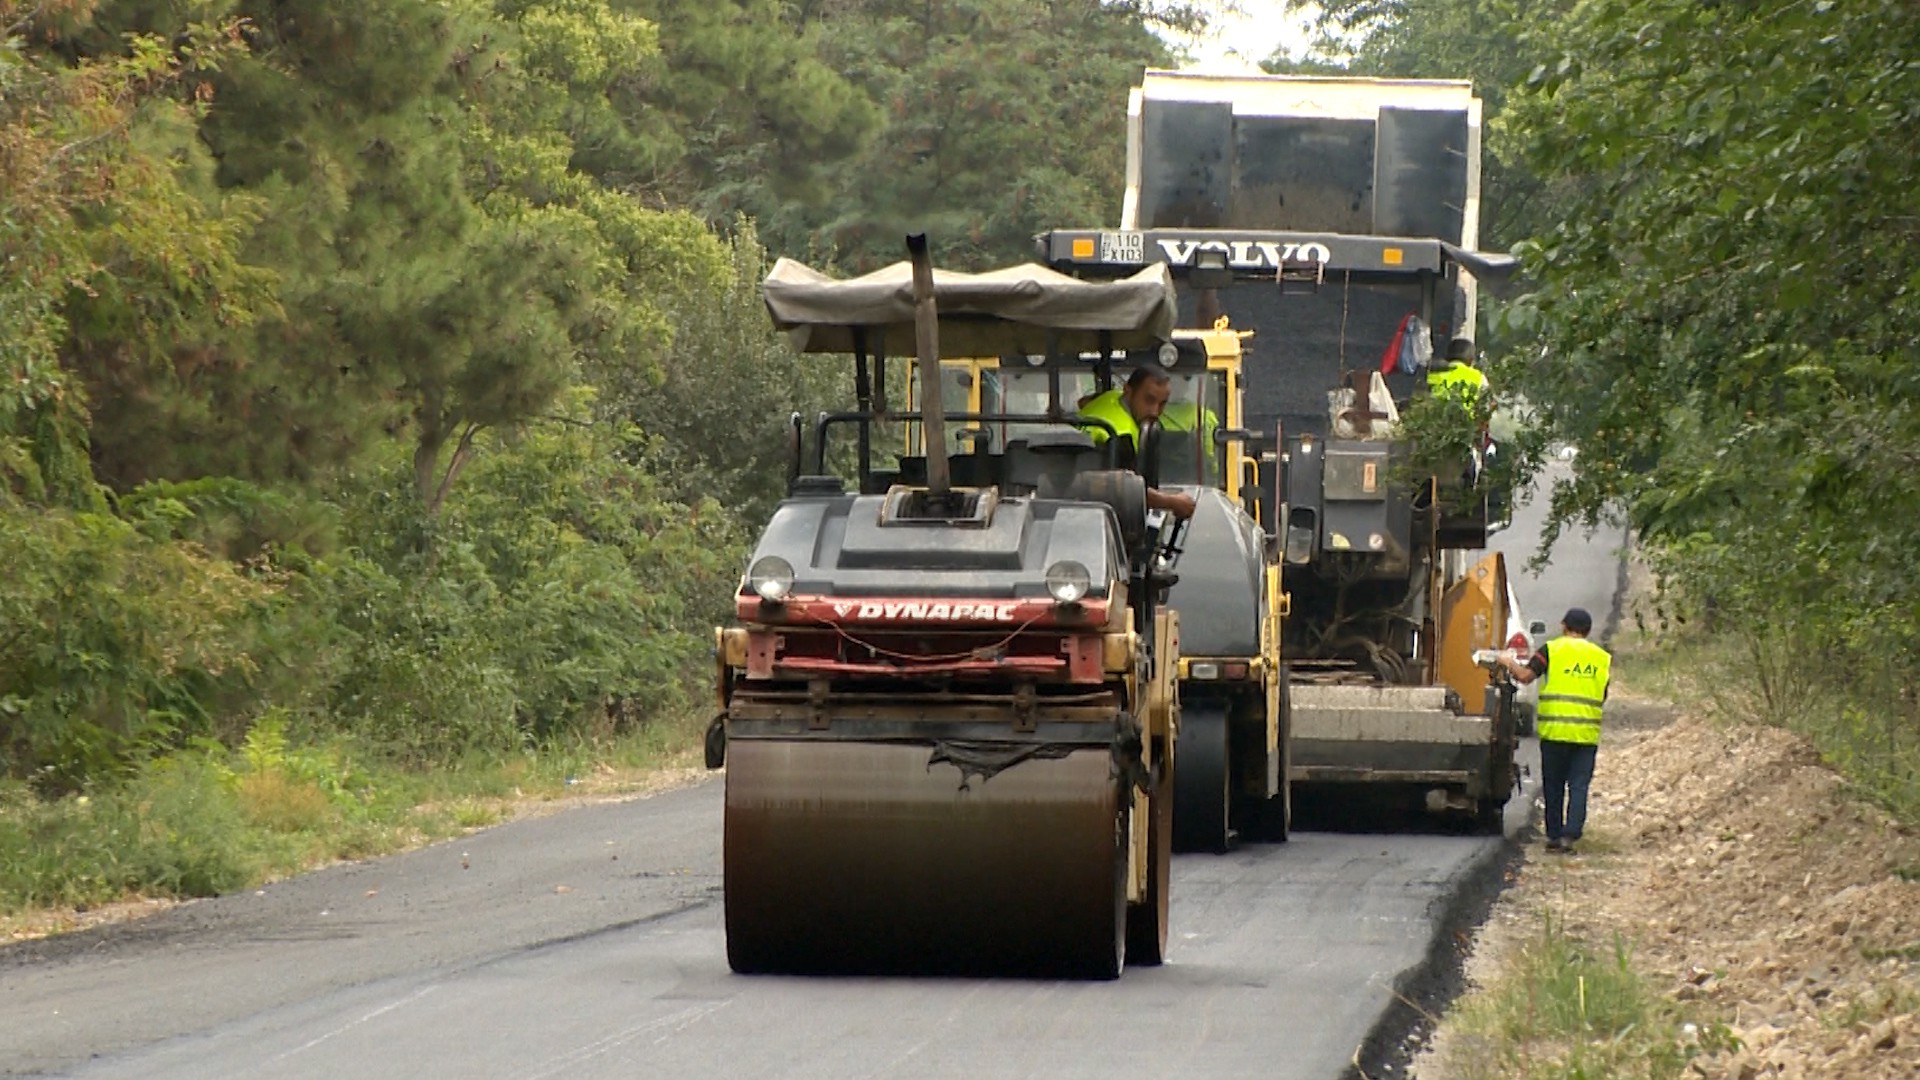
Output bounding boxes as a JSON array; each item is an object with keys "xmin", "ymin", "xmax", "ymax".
[
  {"xmin": 1076, "ymin": 389, "xmax": 1139, "ymax": 451},
  {"xmin": 1535, "ymin": 636, "xmax": 1611, "ymax": 745},
  {"xmin": 1427, "ymin": 363, "xmax": 1489, "ymax": 410},
  {"xmin": 1159, "ymin": 401, "xmax": 1219, "ymax": 482},
  {"xmin": 1159, "ymin": 401, "xmax": 1219, "ymax": 441}
]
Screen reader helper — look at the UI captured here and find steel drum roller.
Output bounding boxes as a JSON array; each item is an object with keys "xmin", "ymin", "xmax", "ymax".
[{"xmin": 725, "ymin": 739, "xmax": 1127, "ymax": 978}]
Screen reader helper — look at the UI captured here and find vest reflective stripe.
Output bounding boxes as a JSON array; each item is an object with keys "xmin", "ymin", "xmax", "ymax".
[
  {"xmin": 1076, "ymin": 389, "xmax": 1139, "ymax": 449},
  {"xmin": 1535, "ymin": 636, "xmax": 1611, "ymax": 745}
]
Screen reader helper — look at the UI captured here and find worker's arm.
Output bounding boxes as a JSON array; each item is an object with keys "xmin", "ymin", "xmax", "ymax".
[
  {"xmin": 1501, "ymin": 648, "xmax": 1547, "ymax": 685},
  {"xmin": 1147, "ymin": 487, "xmax": 1196, "ymax": 520}
]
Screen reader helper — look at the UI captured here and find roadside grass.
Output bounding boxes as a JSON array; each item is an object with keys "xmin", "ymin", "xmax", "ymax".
[
  {"xmin": 1439, "ymin": 911, "xmax": 1737, "ymax": 1080},
  {"xmin": 0, "ymin": 710, "xmax": 707, "ymax": 935},
  {"xmin": 1820, "ymin": 983, "xmax": 1920, "ymax": 1032}
]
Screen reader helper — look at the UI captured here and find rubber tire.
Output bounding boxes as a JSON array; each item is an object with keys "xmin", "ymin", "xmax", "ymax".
[
  {"xmin": 1125, "ymin": 759, "xmax": 1173, "ymax": 966},
  {"xmin": 1173, "ymin": 703, "xmax": 1232, "ymax": 854}
]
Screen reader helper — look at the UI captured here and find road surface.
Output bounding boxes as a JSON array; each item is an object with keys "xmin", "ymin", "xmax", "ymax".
[{"xmin": 1494, "ymin": 459, "xmax": 1633, "ymax": 646}]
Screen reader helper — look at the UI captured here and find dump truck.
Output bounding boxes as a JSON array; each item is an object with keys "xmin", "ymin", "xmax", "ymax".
[
  {"xmin": 1039, "ymin": 71, "xmax": 1524, "ymax": 827},
  {"xmin": 708, "ymin": 238, "xmax": 1185, "ymax": 978},
  {"xmin": 910, "ymin": 321, "xmax": 1291, "ymax": 852}
]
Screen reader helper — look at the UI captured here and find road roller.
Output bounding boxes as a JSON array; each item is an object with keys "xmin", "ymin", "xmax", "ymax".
[
  {"xmin": 920, "ymin": 322, "xmax": 1292, "ymax": 855},
  {"xmin": 706, "ymin": 236, "xmax": 1183, "ymax": 978}
]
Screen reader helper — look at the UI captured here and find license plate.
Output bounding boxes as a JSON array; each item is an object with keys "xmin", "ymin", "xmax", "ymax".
[{"xmin": 1098, "ymin": 231, "xmax": 1144, "ymax": 263}]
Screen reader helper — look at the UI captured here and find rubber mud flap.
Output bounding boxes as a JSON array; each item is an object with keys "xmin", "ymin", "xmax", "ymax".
[
  {"xmin": 1172, "ymin": 703, "xmax": 1232, "ymax": 854},
  {"xmin": 724, "ymin": 740, "xmax": 1126, "ymax": 978},
  {"xmin": 704, "ymin": 714, "xmax": 727, "ymax": 769}
]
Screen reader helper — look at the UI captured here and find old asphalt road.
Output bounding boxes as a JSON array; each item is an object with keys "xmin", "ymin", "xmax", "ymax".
[{"xmin": 1, "ymin": 464, "xmax": 1627, "ymax": 1080}]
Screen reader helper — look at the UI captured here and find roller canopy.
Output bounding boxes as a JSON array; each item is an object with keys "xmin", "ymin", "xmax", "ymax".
[{"xmin": 763, "ymin": 258, "xmax": 1178, "ymax": 358}]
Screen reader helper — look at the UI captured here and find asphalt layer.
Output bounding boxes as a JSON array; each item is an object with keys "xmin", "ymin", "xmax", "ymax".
[
  {"xmin": 0, "ymin": 462, "xmax": 1629, "ymax": 1080},
  {"xmin": 12, "ymin": 823, "xmax": 1506, "ymax": 1080}
]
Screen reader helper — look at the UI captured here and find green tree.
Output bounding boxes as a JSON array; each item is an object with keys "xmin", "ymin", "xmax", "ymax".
[
  {"xmin": 26, "ymin": 1, "xmax": 706, "ymax": 514},
  {"xmin": 1, "ymin": 3, "xmax": 267, "ymax": 507},
  {"xmin": 798, "ymin": 0, "xmax": 1185, "ymax": 269},
  {"xmin": 1499, "ymin": 0, "xmax": 1920, "ymax": 539},
  {"xmin": 618, "ymin": 221, "xmax": 851, "ymax": 527},
  {"xmin": 612, "ymin": 0, "xmax": 881, "ymax": 226},
  {"xmin": 207, "ymin": 0, "xmax": 604, "ymax": 513}
]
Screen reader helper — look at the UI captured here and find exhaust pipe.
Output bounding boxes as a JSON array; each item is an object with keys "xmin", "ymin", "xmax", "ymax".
[{"xmin": 906, "ymin": 234, "xmax": 951, "ymax": 497}]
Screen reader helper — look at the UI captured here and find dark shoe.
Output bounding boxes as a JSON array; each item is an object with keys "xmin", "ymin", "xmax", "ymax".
[{"xmin": 1545, "ymin": 838, "xmax": 1569, "ymax": 853}]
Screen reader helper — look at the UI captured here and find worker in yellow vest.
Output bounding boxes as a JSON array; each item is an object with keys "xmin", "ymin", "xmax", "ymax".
[
  {"xmin": 1427, "ymin": 336, "xmax": 1490, "ymax": 408},
  {"xmin": 1500, "ymin": 607, "xmax": 1612, "ymax": 854},
  {"xmin": 1076, "ymin": 363, "xmax": 1197, "ymax": 519},
  {"xmin": 1427, "ymin": 336, "xmax": 1494, "ymax": 488},
  {"xmin": 1158, "ymin": 398, "xmax": 1220, "ymax": 485}
]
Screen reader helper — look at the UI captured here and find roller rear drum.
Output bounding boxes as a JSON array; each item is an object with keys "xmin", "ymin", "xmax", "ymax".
[{"xmin": 725, "ymin": 740, "xmax": 1128, "ymax": 978}]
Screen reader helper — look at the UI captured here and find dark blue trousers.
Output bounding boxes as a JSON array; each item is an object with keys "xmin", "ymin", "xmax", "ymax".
[{"xmin": 1539, "ymin": 739, "xmax": 1599, "ymax": 842}]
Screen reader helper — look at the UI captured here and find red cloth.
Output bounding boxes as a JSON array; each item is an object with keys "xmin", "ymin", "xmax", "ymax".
[{"xmin": 1380, "ymin": 312, "xmax": 1413, "ymax": 374}]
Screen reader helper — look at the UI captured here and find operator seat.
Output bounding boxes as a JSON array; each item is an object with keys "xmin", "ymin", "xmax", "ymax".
[{"xmin": 1004, "ymin": 429, "xmax": 1099, "ymax": 498}]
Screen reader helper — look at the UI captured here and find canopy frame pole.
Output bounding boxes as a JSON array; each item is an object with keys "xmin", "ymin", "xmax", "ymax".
[{"xmin": 853, "ymin": 327, "xmax": 873, "ymax": 492}]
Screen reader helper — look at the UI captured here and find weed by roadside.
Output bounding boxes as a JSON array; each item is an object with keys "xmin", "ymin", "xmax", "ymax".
[
  {"xmin": 0, "ymin": 710, "xmax": 707, "ymax": 939},
  {"xmin": 1439, "ymin": 906, "xmax": 1738, "ymax": 1080}
]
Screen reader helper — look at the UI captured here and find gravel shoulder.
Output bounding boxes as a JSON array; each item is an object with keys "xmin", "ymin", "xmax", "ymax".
[{"xmin": 1413, "ymin": 691, "xmax": 1920, "ymax": 1078}]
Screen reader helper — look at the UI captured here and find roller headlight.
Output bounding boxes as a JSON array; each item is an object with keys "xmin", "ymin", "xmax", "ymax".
[
  {"xmin": 747, "ymin": 556, "xmax": 795, "ymax": 602},
  {"xmin": 1045, "ymin": 560, "xmax": 1093, "ymax": 604}
]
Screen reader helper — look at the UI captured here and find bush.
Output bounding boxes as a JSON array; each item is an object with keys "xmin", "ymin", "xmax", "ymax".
[
  {"xmin": 313, "ymin": 548, "xmax": 523, "ymax": 761},
  {"xmin": 616, "ymin": 223, "xmax": 852, "ymax": 529},
  {"xmin": 314, "ymin": 409, "xmax": 748, "ymax": 758},
  {"xmin": 0, "ymin": 509, "xmax": 278, "ymax": 792},
  {"xmin": 0, "ymin": 755, "xmax": 257, "ymax": 911},
  {"xmin": 1643, "ymin": 521, "xmax": 1920, "ymax": 823}
]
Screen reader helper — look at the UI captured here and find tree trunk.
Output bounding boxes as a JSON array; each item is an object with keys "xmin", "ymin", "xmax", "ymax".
[{"xmin": 413, "ymin": 426, "xmax": 446, "ymax": 514}]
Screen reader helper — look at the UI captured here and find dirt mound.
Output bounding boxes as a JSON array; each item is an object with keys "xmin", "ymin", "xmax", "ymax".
[{"xmin": 1420, "ymin": 695, "xmax": 1920, "ymax": 1078}]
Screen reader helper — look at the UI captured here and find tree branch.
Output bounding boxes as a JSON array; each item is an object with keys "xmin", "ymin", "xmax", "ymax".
[{"xmin": 428, "ymin": 422, "xmax": 485, "ymax": 514}]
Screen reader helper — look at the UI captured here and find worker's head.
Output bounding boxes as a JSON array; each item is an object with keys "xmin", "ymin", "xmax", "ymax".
[
  {"xmin": 1445, "ymin": 337, "xmax": 1477, "ymax": 365},
  {"xmin": 1121, "ymin": 362, "xmax": 1173, "ymax": 424},
  {"xmin": 1561, "ymin": 607, "xmax": 1593, "ymax": 636}
]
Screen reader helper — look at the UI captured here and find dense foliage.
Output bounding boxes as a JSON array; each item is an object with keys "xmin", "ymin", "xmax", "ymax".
[{"xmin": 2, "ymin": 0, "xmax": 1186, "ymax": 822}]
